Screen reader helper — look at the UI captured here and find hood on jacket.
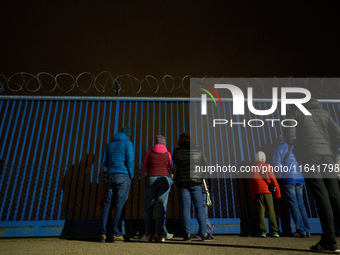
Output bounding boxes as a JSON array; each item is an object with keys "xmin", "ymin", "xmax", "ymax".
[
  {"xmin": 255, "ymin": 151, "xmax": 266, "ymax": 162},
  {"xmin": 113, "ymin": 132, "xmax": 129, "ymax": 141},
  {"xmin": 151, "ymin": 144, "xmax": 168, "ymax": 154},
  {"xmin": 303, "ymin": 98, "xmax": 322, "ymax": 110}
]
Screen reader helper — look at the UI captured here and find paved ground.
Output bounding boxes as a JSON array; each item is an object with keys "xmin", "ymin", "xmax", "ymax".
[{"xmin": 1, "ymin": 235, "xmax": 339, "ymax": 255}]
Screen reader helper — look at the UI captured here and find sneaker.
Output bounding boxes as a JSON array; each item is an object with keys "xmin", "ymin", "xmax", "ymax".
[
  {"xmin": 140, "ymin": 234, "xmax": 151, "ymax": 242},
  {"xmin": 154, "ymin": 234, "xmax": 165, "ymax": 243},
  {"xmin": 272, "ymin": 232, "xmax": 279, "ymax": 237},
  {"xmin": 113, "ymin": 235, "xmax": 125, "ymax": 241},
  {"xmin": 100, "ymin": 235, "xmax": 106, "ymax": 243},
  {"xmin": 162, "ymin": 233, "xmax": 173, "ymax": 239},
  {"xmin": 202, "ymin": 233, "xmax": 214, "ymax": 241},
  {"xmin": 293, "ymin": 232, "xmax": 306, "ymax": 238},
  {"xmin": 310, "ymin": 241, "xmax": 340, "ymax": 253},
  {"xmin": 209, "ymin": 226, "xmax": 216, "ymax": 237},
  {"xmin": 259, "ymin": 231, "xmax": 266, "ymax": 237},
  {"xmin": 183, "ymin": 234, "xmax": 191, "ymax": 241}
]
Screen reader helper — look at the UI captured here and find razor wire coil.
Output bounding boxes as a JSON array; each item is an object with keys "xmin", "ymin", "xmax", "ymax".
[{"xmin": 1, "ymin": 73, "xmax": 340, "ymax": 96}]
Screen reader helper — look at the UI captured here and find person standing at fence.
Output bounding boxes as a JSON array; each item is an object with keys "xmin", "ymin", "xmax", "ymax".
[
  {"xmin": 250, "ymin": 151, "xmax": 281, "ymax": 238},
  {"xmin": 173, "ymin": 133, "xmax": 213, "ymax": 241},
  {"xmin": 283, "ymin": 97, "xmax": 340, "ymax": 252},
  {"xmin": 100, "ymin": 126, "xmax": 134, "ymax": 243},
  {"xmin": 140, "ymin": 135, "xmax": 172, "ymax": 243},
  {"xmin": 273, "ymin": 135, "xmax": 310, "ymax": 238},
  {"xmin": 194, "ymin": 178, "xmax": 215, "ymax": 238}
]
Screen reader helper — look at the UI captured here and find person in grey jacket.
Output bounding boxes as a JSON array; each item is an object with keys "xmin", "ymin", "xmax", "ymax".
[
  {"xmin": 283, "ymin": 98, "xmax": 340, "ymax": 252},
  {"xmin": 100, "ymin": 127, "xmax": 134, "ymax": 243}
]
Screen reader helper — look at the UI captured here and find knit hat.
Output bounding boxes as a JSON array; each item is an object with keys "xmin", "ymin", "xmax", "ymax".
[
  {"xmin": 255, "ymin": 151, "xmax": 266, "ymax": 162},
  {"xmin": 121, "ymin": 126, "xmax": 131, "ymax": 137},
  {"xmin": 156, "ymin": 135, "xmax": 166, "ymax": 145}
]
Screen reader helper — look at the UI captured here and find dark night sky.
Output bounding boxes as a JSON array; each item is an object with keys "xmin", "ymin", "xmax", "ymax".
[{"xmin": 1, "ymin": 1, "xmax": 340, "ymax": 96}]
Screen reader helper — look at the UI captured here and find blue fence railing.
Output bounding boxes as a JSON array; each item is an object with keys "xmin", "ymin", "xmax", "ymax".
[{"xmin": 1, "ymin": 96, "xmax": 338, "ymax": 237}]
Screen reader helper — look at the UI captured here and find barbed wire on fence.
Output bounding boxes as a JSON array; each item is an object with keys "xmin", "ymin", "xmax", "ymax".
[
  {"xmin": 0, "ymin": 72, "xmax": 193, "ymax": 94},
  {"xmin": 0, "ymin": 72, "xmax": 340, "ymax": 96}
]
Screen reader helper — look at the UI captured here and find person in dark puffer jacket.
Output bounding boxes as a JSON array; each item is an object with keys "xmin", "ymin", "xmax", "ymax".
[
  {"xmin": 140, "ymin": 135, "xmax": 172, "ymax": 243},
  {"xmin": 100, "ymin": 127, "xmax": 134, "ymax": 243},
  {"xmin": 283, "ymin": 98, "xmax": 340, "ymax": 252},
  {"xmin": 273, "ymin": 135, "xmax": 310, "ymax": 238},
  {"xmin": 173, "ymin": 133, "xmax": 213, "ymax": 242}
]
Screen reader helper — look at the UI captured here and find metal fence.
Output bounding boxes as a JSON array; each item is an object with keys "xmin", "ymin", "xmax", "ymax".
[{"xmin": 1, "ymin": 96, "xmax": 338, "ymax": 237}]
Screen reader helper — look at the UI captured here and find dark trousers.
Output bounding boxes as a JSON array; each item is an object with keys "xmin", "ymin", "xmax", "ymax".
[
  {"xmin": 256, "ymin": 193, "xmax": 279, "ymax": 233},
  {"xmin": 301, "ymin": 155, "xmax": 340, "ymax": 244}
]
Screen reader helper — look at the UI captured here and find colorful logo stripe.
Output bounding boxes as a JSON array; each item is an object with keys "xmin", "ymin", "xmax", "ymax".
[{"xmin": 197, "ymin": 82, "xmax": 222, "ymax": 106}]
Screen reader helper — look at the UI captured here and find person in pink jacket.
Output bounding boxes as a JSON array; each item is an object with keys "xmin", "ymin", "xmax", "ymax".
[{"xmin": 140, "ymin": 135, "xmax": 172, "ymax": 242}]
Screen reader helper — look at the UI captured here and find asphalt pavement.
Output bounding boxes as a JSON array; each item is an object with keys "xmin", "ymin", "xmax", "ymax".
[{"xmin": 1, "ymin": 234, "xmax": 339, "ymax": 255}]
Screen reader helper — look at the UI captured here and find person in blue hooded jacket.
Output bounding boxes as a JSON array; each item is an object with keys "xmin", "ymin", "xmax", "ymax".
[
  {"xmin": 273, "ymin": 135, "xmax": 310, "ymax": 238},
  {"xmin": 100, "ymin": 126, "xmax": 134, "ymax": 243}
]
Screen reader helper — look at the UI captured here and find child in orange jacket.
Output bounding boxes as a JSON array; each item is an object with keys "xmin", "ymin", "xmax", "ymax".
[{"xmin": 250, "ymin": 151, "xmax": 281, "ymax": 237}]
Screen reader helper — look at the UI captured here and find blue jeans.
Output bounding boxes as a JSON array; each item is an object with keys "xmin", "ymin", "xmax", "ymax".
[
  {"xmin": 202, "ymin": 193, "xmax": 214, "ymax": 233},
  {"xmin": 179, "ymin": 185, "xmax": 207, "ymax": 235},
  {"xmin": 284, "ymin": 183, "xmax": 310, "ymax": 235},
  {"xmin": 101, "ymin": 174, "xmax": 131, "ymax": 236},
  {"xmin": 144, "ymin": 176, "xmax": 171, "ymax": 235}
]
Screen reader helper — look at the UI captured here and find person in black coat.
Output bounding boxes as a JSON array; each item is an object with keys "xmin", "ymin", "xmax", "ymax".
[
  {"xmin": 173, "ymin": 133, "xmax": 213, "ymax": 241},
  {"xmin": 283, "ymin": 98, "xmax": 340, "ymax": 252}
]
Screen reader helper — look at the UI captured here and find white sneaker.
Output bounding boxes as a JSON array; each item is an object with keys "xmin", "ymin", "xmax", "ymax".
[
  {"xmin": 162, "ymin": 233, "xmax": 173, "ymax": 239},
  {"xmin": 140, "ymin": 234, "xmax": 151, "ymax": 242}
]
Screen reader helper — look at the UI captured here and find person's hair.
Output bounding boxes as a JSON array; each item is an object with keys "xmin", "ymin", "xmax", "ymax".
[{"xmin": 178, "ymin": 133, "xmax": 190, "ymax": 146}]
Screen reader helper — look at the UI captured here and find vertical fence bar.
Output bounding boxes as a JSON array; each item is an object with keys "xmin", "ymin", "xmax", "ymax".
[
  {"xmin": 34, "ymin": 101, "xmax": 54, "ymax": 220},
  {"xmin": 0, "ymin": 100, "xmax": 21, "ymax": 218},
  {"xmin": 153, "ymin": 101, "xmax": 155, "ymax": 145},
  {"xmin": 217, "ymin": 103, "xmax": 229, "ymax": 218},
  {"xmin": 50, "ymin": 101, "xmax": 67, "ymax": 220},
  {"xmin": 69, "ymin": 100, "xmax": 84, "ymax": 220},
  {"xmin": 55, "ymin": 101, "xmax": 72, "ymax": 220},
  {"xmin": 227, "ymin": 103, "xmax": 237, "ymax": 216},
  {"xmin": 202, "ymin": 102, "xmax": 213, "ymax": 218},
  {"xmin": 88, "ymin": 101, "xmax": 100, "ymax": 220},
  {"xmin": 210, "ymin": 104, "xmax": 223, "ymax": 218},
  {"xmin": 122, "ymin": 101, "xmax": 126, "ymax": 128},
  {"xmin": 61, "ymin": 101, "xmax": 78, "ymax": 220},
  {"xmin": 93, "ymin": 101, "xmax": 105, "ymax": 220},
  {"xmin": 26, "ymin": 100, "xmax": 47, "ymax": 220},
  {"xmin": 12, "ymin": 101, "xmax": 34, "ymax": 221},
  {"xmin": 19, "ymin": 101, "xmax": 41, "ymax": 220},
  {"xmin": 182, "ymin": 102, "xmax": 185, "ymax": 132},
  {"xmin": 85, "ymin": 101, "xmax": 95, "ymax": 220},
  {"xmin": 159, "ymin": 101, "xmax": 161, "ymax": 135},
  {"xmin": 170, "ymin": 101, "xmax": 174, "ymax": 218},
  {"xmin": 40, "ymin": 101, "xmax": 60, "ymax": 220},
  {"xmin": 75, "ymin": 101, "xmax": 89, "ymax": 220},
  {"xmin": 4, "ymin": 101, "xmax": 26, "ymax": 221},
  {"xmin": 146, "ymin": 102, "xmax": 149, "ymax": 153},
  {"xmin": 137, "ymin": 102, "xmax": 144, "ymax": 219},
  {"xmin": 0, "ymin": 101, "xmax": 16, "ymax": 160}
]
